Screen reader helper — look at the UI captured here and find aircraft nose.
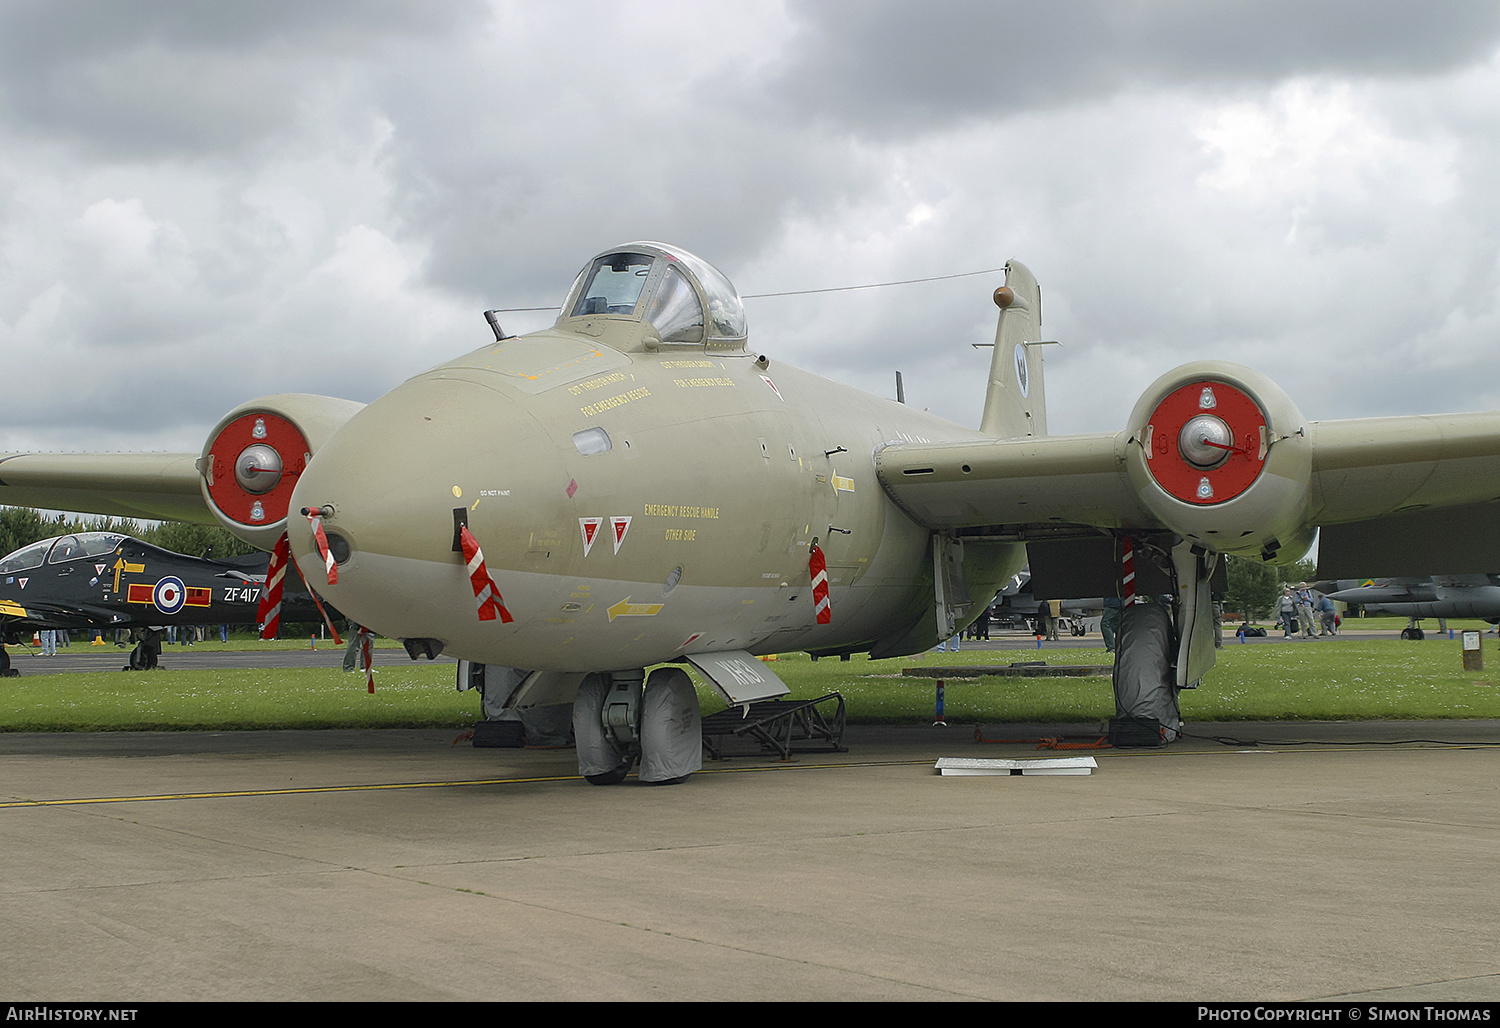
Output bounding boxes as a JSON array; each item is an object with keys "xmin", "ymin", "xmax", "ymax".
[{"xmin": 286, "ymin": 373, "xmax": 553, "ymax": 636}]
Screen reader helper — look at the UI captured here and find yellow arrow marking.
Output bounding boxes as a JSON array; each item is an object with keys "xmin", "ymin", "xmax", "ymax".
[
  {"xmin": 607, "ymin": 597, "xmax": 663, "ymax": 622},
  {"xmin": 112, "ymin": 557, "xmax": 144, "ymax": 593}
]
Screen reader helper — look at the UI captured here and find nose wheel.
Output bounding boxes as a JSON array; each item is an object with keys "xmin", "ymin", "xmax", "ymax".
[
  {"xmin": 584, "ymin": 761, "xmax": 633, "ymax": 786},
  {"xmin": 573, "ymin": 667, "xmax": 703, "ymax": 785}
]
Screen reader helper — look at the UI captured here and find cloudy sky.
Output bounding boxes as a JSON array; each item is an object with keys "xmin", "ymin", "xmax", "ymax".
[{"xmin": 3, "ymin": 0, "xmax": 1500, "ymax": 454}]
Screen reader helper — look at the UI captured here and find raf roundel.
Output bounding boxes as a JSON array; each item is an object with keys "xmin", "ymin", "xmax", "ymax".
[{"xmin": 152, "ymin": 576, "xmax": 187, "ymax": 615}]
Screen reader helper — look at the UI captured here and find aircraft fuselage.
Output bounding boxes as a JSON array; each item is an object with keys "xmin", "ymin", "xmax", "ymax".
[{"xmin": 287, "ymin": 314, "xmax": 1022, "ymax": 671}]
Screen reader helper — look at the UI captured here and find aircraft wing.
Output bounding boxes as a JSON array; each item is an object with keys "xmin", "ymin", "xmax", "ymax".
[
  {"xmin": 875, "ymin": 431, "xmax": 1146, "ymax": 530},
  {"xmin": 0, "ymin": 598, "xmax": 33, "ymax": 621},
  {"xmin": 1305, "ymin": 413, "xmax": 1500, "ymax": 524},
  {"xmin": 0, "ymin": 452, "xmax": 210, "ymax": 524},
  {"xmin": 876, "ymin": 413, "xmax": 1500, "ymax": 529},
  {"xmin": 876, "ymin": 406, "xmax": 1500, "ymax": 580},
  {"xmin": 0, "ymin": 600, "xmax": 120, "ymax": 629}
]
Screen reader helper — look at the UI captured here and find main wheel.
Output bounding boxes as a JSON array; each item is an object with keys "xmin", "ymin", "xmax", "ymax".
[
  {"xmin": 573, "ymin": 673, "xmax": 630, "ymax": 784},
  {"xmin": 585, "ymin": 761, "xmax": 632, "ymax": 786}
]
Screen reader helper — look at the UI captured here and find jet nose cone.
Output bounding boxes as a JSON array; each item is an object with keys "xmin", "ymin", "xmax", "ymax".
[{"xmin": 285, "ymin": 373, "xmax": 550, "ymax": 640}]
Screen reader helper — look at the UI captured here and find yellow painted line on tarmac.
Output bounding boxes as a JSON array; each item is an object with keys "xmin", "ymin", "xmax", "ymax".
[
  {"xmin": 0, "ymin": 759, "xmax": 938, "ymax": 809},
  {"xmin": 0, "ymin": 775, "xmax": 581, "ymax": 808},
  {"xmin": 8, "ymin": 743, "xmax": 1494, "ymax": 810}
]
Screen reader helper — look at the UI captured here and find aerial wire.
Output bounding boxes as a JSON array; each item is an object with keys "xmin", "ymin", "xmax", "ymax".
[
  {"xmin": 741, "ymin": 266, "xmax": 1007, "ymax": 299},
  {"xmin": 486, "ymin": 265, "xmax": 1008, "ymax": 313}
]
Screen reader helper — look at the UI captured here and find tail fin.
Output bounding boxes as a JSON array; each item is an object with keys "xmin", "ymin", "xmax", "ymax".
[{"xmin": 979, "ymin": 260, "xmax": 1048, "ymax": 438}]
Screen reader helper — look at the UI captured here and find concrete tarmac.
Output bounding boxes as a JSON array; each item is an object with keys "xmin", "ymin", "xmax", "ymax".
[{"xmin": 2, "ymin": 720, "xmax": 1498, "ymax": 1002}]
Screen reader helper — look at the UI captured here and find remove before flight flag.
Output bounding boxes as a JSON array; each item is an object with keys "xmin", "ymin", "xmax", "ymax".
[
  {"xmin": 308, "ymin": 511, "xmax": 338, "ymax": 585},
  {"xmin": 256, "ymin": 533, "xmax": 291, "ymax": 640},
  {"xmin": 459, "ymin": 525, "xmax": 513, "ymax": 623},
  {"xmin": 809, "ymin": 543, "xmax": 831, "ymax": 624}
]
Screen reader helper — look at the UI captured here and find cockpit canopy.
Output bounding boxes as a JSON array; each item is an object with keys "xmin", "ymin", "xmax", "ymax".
[
  {"xmin": 0, "ymin": 532, "xmax": 125, "ymax": 576},
  {"xmin": 560, "ymin": 241, "xmax": 747, "ymax": 350}
]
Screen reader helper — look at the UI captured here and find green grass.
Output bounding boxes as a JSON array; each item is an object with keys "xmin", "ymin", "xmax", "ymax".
[
  {"xmin": 3, "ymin": 636, "xmax": 1498, "ymax": 731},
  {"xmin": 0, "ymin": 665, "xmax": 470, "ymax": 732},
  {"xmin": 718, "ymin": 642, "xmax": 1500, "ymax": 724}
]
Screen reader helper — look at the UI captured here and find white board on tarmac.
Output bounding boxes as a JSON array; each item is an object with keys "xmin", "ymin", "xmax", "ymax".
[{"xmin": 934, "ymin": 756, "xmax": 1097, "ymax": 776}]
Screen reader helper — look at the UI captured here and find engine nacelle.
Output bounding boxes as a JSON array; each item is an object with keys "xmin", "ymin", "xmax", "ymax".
[
  {"xmin": 197, "ymin": 394, "xmax": 365, "ymax": 550},
  {"xmin": 1124, "ymin": 362, "xmax": 1313, "ymax": 564}
]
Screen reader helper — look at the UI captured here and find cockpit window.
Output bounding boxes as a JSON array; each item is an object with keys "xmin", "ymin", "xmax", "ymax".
[
  {"xmin": 569, "ymin": 252, "xmax": 655, "ymax": 317},
  {"xmin": 679, "ymin": 251, "xmax": 747, "ymax": 340},
  {"xmin": 47, "ymin": 532, "xmax": 124, "ymax": 563},
  {"xmin": 48, "ymin": 535, "xmax": 85, "ymax": 563},
  {"xmin": 560, "ymin": 242, "xmax": 748, "ymax": 350},
  {"xmin": 0, "ymin": 541, "xmax": 49, "ymax": 575},
  {"xmin": 0, "ymin": 533, "xmax": 128, "ymax": 574},
  {"xmin": 645, "ymin": 265, "xmax": 704, "ymax": 343}
]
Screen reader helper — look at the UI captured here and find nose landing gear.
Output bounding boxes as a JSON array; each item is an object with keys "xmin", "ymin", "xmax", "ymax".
[{"xmin": 573, "ymin": 667, "xmax": 703, "ymax": 785}]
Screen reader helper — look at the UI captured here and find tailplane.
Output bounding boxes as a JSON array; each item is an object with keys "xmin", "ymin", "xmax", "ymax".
[{"xmin": 979, "ymin": 260, "xmax": 1048, "ymax": 438}]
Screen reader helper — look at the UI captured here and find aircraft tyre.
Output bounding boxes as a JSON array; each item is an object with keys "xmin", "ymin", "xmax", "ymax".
[
  {"xmin": 1401, "ymin": 627, "xmax": 1425, "ymax": 640},
  {"xmin": 573, "ymin": 673, "xmax": 630, "ymax": 785},
  {"xmin": 585, "ymin": 764, "xmax": 633, "ymax": 786},
  {"xmin": 638, "ymin": 667, "xmax": 702, "ymax": 784}
]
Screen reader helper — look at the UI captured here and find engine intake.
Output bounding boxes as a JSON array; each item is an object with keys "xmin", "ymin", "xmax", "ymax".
[
  {"xmin": 198, "ymin": 394, "xmax": 365, "ymax": 550},
  {"xmin": 1125, "ymin": 362, "xmax": 1312, "ymax": 563}
]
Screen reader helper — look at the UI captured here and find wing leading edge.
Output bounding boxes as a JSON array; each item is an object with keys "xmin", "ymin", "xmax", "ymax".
[
  {"xmin": 0, "ymin": 452, "xmax": 209, "ymax": 524},
  {"xmin": 877, "ymin": 393, "xmax": 1500, "ymax": 578}
]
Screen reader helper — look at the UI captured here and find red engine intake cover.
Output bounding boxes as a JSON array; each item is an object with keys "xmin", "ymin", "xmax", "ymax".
[
  {"xmin": 204, "ymin": 412, "xmax": 310, "ymax": 527},
  {"xmin": 1143, "ymin": 380, "xmax": 1268, "ymax": 505}
]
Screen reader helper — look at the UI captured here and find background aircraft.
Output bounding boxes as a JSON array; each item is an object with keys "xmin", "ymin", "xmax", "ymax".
[
  {"xmin": 985, "ymin": 569, "xmax": 1101, "ymax": 636},
  {"xmin": 3, "ymin": 243, "xmax": 1499, "ymax": 777},
  {"xmin": 1317, "ymin": 575, "xmax": 1500, "ymax": 639},
  {"xmin": 0, "ymin": 531, "xmax": 334, "ymax": 674}
]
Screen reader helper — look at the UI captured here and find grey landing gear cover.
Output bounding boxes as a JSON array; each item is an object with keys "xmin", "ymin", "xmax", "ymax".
[
  {"xmin": 639, "ymin": 667, "xmax": 702, "ymax": 784},
  {"xmin": 1112, "ymin": 602, "xmax": 1182, "ymax": 743},
  {"xmin": 572, "ymin": 668, "xmax": 703, "ymax": 785},
  {"xmin": 573, "ymin": 673, "xmax": 629, "ymax": 784}
]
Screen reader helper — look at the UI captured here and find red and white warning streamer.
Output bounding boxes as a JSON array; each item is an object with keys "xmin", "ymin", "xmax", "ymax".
[
  {"xmin": 288, "ymin": 558, "xmax": 342, "ymax": 646},
  {"xmin": 360, "ymin": 627, "xmax": 375, "ymax": 694},
  {"xmin": 809, "ymin": 543, "xmax": 831, "ymax": 625},
  {"xmin": 459, "ymin": 525, "xmax": 514, "ymax": 623},
  {"xmin": 256, "ymin": 533, "xmax": 291, "ymax": 640},
  {"xmin": 307, "ymin": 510, "xmax": 338, "ymax": 585}
]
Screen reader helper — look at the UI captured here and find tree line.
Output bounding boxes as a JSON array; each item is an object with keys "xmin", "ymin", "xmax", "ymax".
[{"xmin": 1223, "ymin": 553, "xmax": 1320, "ymax": 622}]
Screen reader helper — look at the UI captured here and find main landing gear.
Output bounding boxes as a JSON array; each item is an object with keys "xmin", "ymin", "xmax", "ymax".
[
  {"xmin": 572, "ymin": 667, "xmax": 703, "ymax": 785},
  {"xmin": 123, "ymin": 627, "xmax": 162, "ymax": 670}
]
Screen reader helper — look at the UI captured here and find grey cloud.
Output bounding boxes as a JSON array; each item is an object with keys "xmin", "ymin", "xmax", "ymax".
[
  {"xmin": 367, "ymin": 36, "xmax": 884, "ymax": 308},
  {"xmin": 771, "ymin": 0, "xmax": 1500, "ymax": 135},
  {"xmin": 4, "ymin": 2, "xmax": 1500, "ymax": 458},
  {"xmin": 0, "ymin": 0, "xmax": 486, "ymax": 158}
]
